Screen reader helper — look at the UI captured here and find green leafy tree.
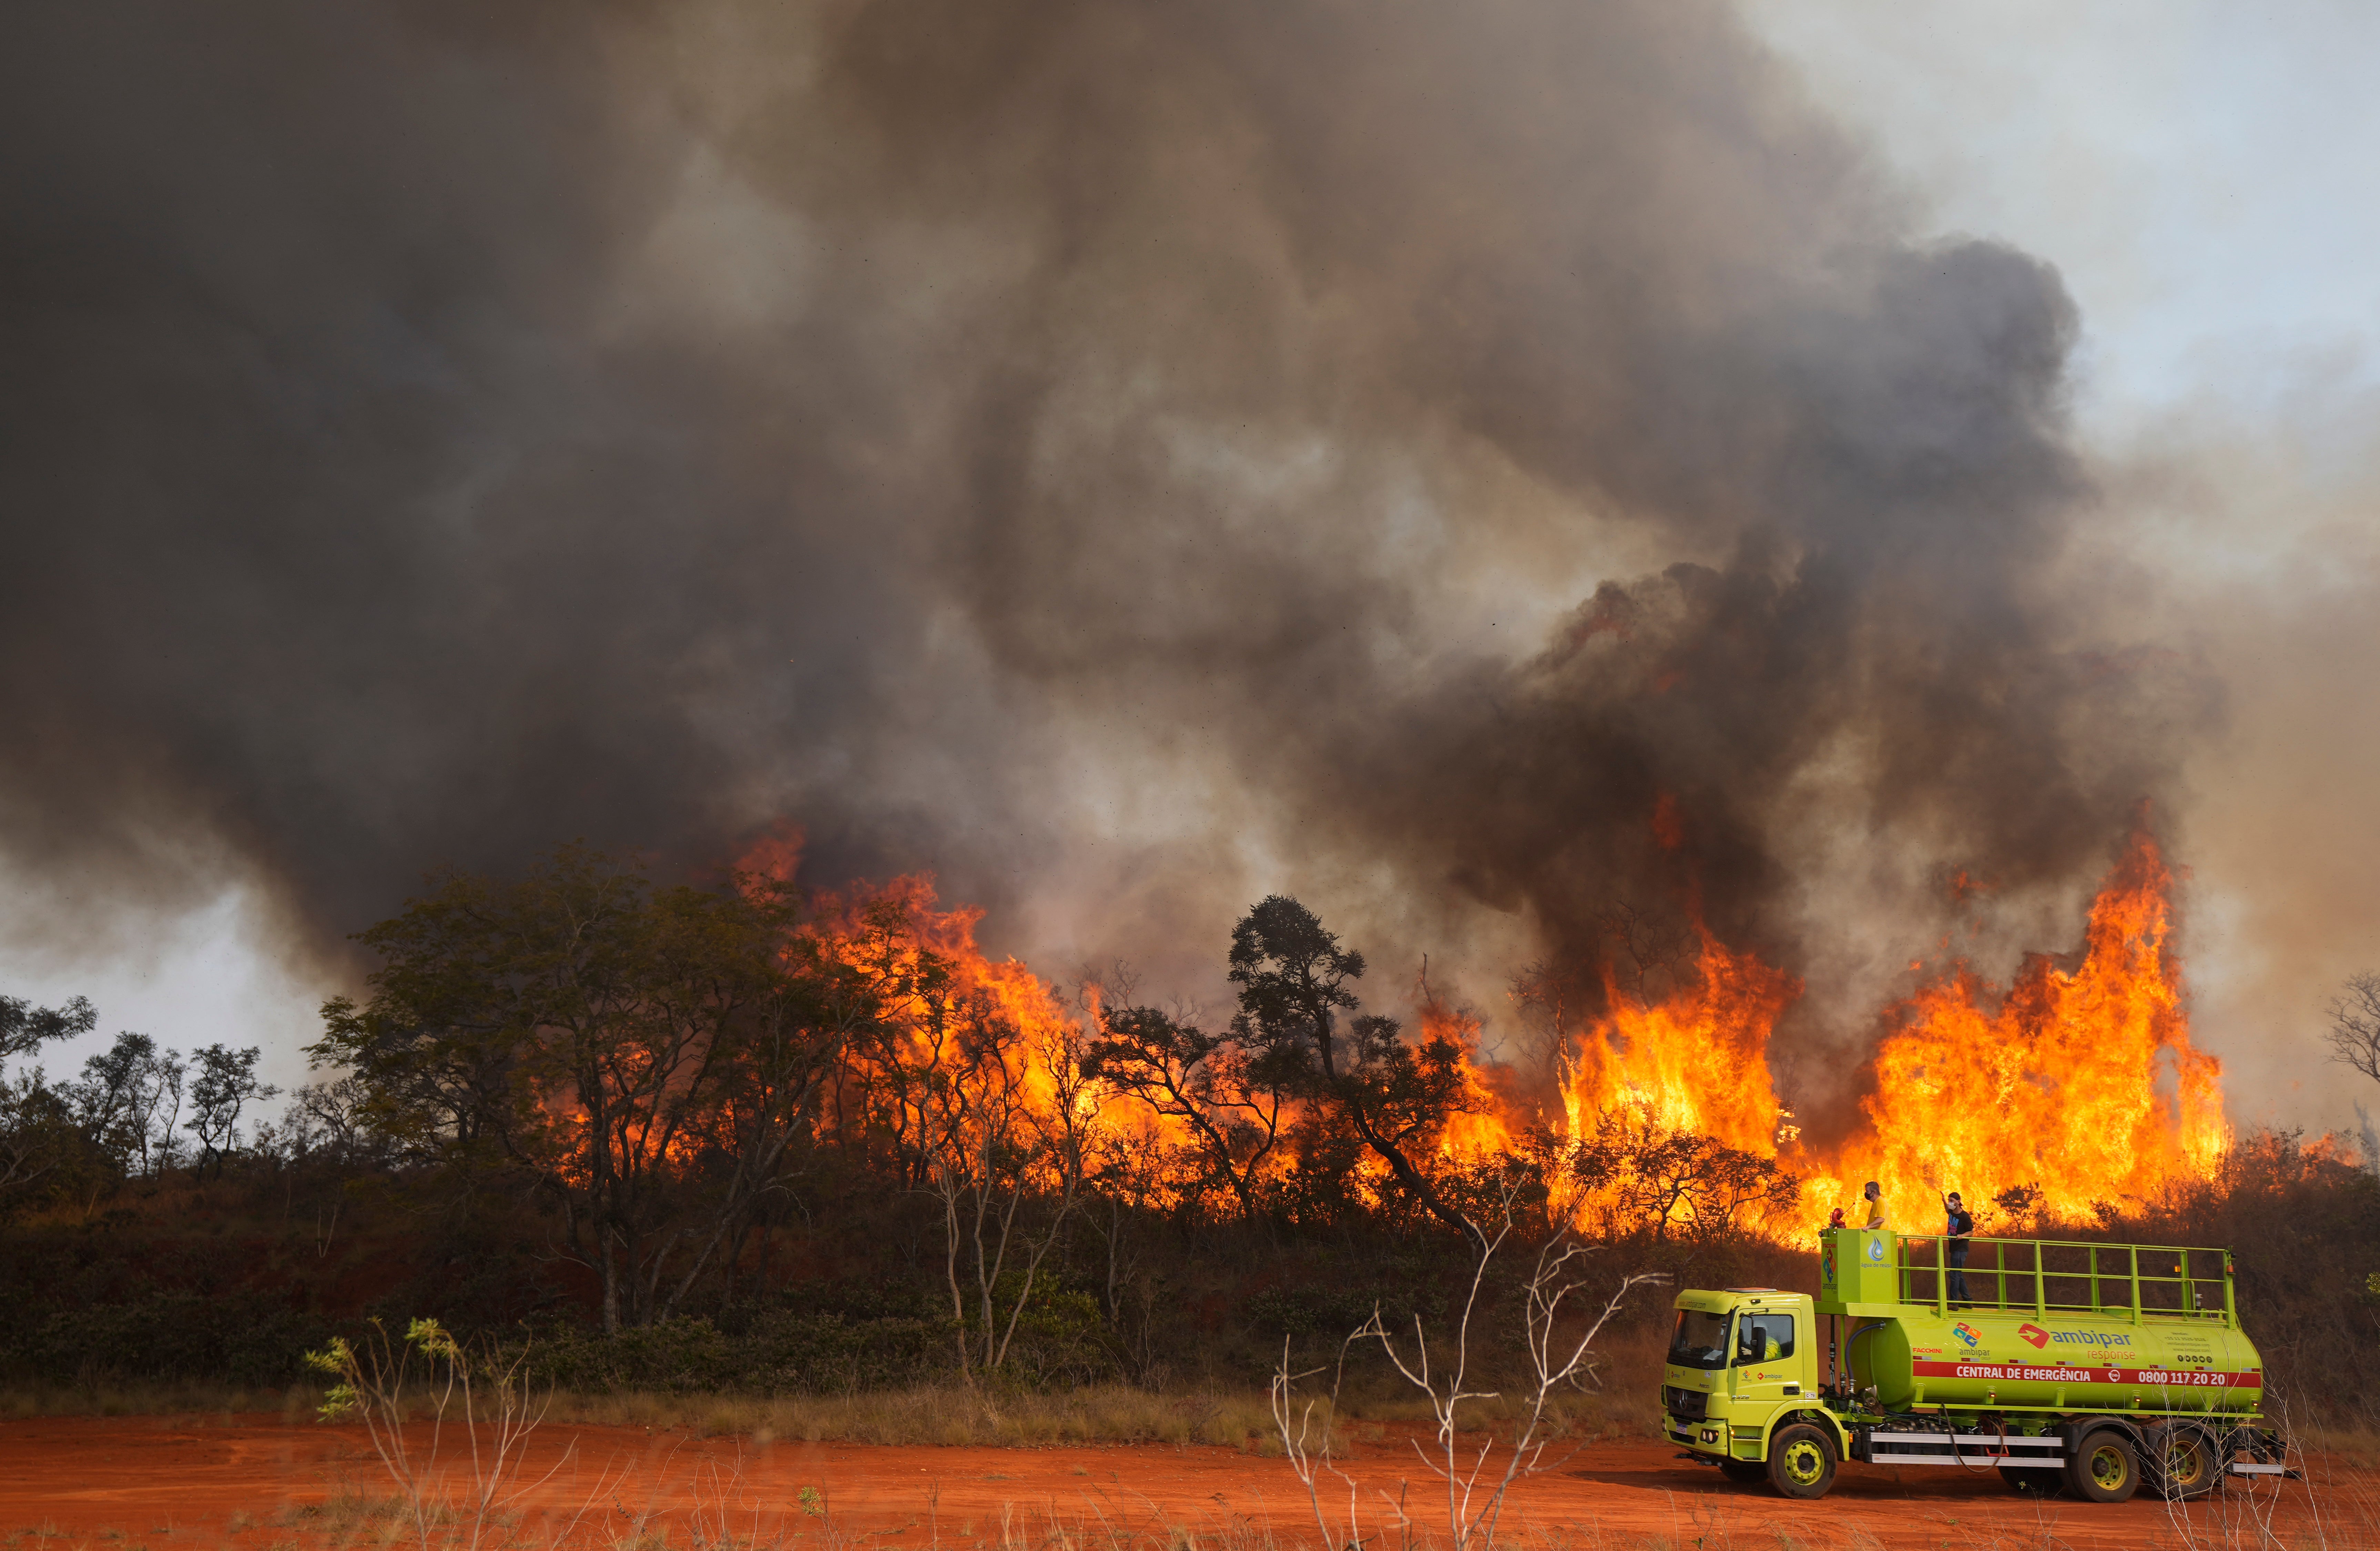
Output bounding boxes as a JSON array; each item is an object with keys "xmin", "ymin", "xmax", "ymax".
[
  {"xmin": 0, "ymin": 994, "xmax": 95, "ymax": 1062},
  {"xmin": 64, "ymin": 1031, "xmax": 184, "ymax": 1175},
  {"xmin": 185, "ymin": 1043, "xmax": 276, "ymax": 1176},
  {"xmin": 663, "ymin": 926, "xmax": 879, "ymax": 1311},
  {"xmin": 310, "ymin": 845, "xmax": 861, "ymax": 1330},
  {"xmin": 0, "ymin": 1073, "xmax": 94, "ymax": 1217},
  {"xmin": 0, "ymin": 992, "xmax": 102, "ymax": 1213}
]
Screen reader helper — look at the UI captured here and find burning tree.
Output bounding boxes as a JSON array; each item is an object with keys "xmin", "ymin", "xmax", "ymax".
[
  {"xmin": 1079, "ymin": 1003, "xmax": 1292, "ymax": 1222},
  {"xmin": 1564, "ymin": 1106, "xmax": 1802, "ymax": 1245},
  {"xmin": 1229, "ymin": 896, "xmax": 1490, "ymax": 1249}
]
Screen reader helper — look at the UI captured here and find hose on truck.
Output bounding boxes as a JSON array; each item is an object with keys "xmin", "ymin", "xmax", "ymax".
[
  {"xmin": 1844, "ymin": 1319, "xmax": 1887, "ymax": 1399},
  {"xmin": 1940, "ymin": 1405, "xmax": 2011, "ymax": 1472}
]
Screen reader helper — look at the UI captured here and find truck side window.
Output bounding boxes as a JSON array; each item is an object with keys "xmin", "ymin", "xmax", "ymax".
[{"xmin": 1734, "ymin": 1313, "xmax": 1794, "ymax": 1365}]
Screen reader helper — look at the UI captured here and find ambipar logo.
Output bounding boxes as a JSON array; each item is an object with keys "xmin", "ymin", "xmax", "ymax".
[{"xmin": 2051, "ymin": 1329, "xmax": 2135, "ymax": 1350}]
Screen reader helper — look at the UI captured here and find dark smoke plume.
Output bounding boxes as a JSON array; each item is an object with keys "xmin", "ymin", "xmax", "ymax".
[{"xmin": 0, "ymin": 0, "xmax": 2208, "ymax": 1114}]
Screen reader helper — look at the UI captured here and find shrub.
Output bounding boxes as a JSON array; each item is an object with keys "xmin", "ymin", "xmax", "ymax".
[
  {"xmin": 7, "ymin": 1289, "xmax": 328, "ymax": 1386},
  {"xmin": 520, "ymin": 1312, "xmax": 954, "ymax": 1395}
]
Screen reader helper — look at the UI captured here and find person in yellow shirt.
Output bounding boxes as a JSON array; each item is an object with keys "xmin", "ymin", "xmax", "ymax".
[{"xmin": 1862, "ymin": 1180, "xmax": 1886, "ymax": 1229}]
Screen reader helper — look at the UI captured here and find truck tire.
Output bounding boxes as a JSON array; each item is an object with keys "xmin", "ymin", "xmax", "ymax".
[
  {"xmin": 2145, "ymin": 1423, "xmax": 2219, "ymax": 1501},
  {"xmin": 1719, "ymin": 1460, "xmax": 1768, "ymax": 1485},
  {"xmin": 1997, "ymin": 1465, "xmax": 2062, "ymax": 1497},
  {"xmin": 1766, "ymin": 1423, "xmax": 1838, "ymax": 1500},
  {"xmin": 2064, "ymin": 1428, "xmax": 2140, "ymax": 1504}
]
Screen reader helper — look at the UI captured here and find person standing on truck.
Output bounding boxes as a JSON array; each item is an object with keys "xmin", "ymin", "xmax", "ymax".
[
  {"xmin": 1944, "ymin": 1192, "xmax": 1974, "ymax": 1305},
  {"xmin": 1862, "ymin": 1180, "xmax": 1886, "ymax": 1229}
]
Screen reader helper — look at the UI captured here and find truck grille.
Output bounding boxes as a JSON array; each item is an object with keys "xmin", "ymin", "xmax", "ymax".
[{"xmin": 1662, "ymin": 1386, "xmax": 1707, "ymax": 1420}]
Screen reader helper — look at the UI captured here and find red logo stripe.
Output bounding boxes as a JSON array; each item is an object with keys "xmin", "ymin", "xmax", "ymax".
[{"xmin": 1909, "ymin": 1360, "xmax": 2260, "ymax": 1387}]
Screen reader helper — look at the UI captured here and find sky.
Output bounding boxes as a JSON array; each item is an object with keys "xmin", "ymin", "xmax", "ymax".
[
  {"xmin": 1751, "ymin": 1, "xmax": 2380, "ymax": 436},
  {"xmin": 6, "ymin": 0, "xmax": 2378, "ymax": 1136}
]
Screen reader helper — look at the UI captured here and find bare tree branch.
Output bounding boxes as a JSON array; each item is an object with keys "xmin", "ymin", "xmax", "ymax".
[
  {"xmin": 1277, "ymin": 1184, "xmax": 1668, "ymax": 1551},
  {"xmin": 2327, "ymin": 971, "xmax": 2380, "ymax": 1085}
]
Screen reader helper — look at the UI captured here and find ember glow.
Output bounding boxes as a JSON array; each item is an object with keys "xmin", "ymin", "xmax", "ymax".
[{"xmin": 752, "ymin": 823, "xmax": 2227, "ymax": 1238}]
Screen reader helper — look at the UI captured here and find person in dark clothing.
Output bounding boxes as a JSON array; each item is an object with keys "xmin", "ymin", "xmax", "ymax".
[{"xmin": 1944, "ymin": 1192, "xmax": 1974, "ymax": 1305}]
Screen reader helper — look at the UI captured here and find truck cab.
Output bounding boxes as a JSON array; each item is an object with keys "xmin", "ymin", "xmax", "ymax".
[{"xmin": 1662, "ymin": 1287, "xmax": 1842, "ymax": 1492}]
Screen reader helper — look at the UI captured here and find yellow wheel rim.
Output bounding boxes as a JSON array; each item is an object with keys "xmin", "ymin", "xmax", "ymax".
[
  {"xmin": 2090, "ymin": 1445, "xmax": 2129, "ymax": 1491},
  {"xmin": 1782, "ymin": 1440, "xmax": 1826, "ymax": 1485}
]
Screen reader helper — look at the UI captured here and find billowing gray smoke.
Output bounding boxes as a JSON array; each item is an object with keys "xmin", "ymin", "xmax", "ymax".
[{"xmin": 0, "ymin": 1, "xmax": 2208, "ymax": 1116}]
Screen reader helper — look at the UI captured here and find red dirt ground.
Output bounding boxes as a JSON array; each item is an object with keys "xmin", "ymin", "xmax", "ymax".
[{"xmin": 0, "ymin": 1416, "xmax": 2364, "ymax": 1550}]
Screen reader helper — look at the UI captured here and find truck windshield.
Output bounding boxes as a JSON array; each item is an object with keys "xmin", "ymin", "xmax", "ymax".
[{"xmin": 1669, "ymin": 1310, "xmax": 1731, "ymax": 1370}]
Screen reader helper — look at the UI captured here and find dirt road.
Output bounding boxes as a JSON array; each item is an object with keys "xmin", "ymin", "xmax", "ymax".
[{"xmin": 0, "ymin": 1415, "xmax": 2361, "ymax": 1549}]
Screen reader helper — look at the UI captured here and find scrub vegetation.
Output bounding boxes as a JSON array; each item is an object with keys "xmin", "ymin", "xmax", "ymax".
[{"xmin": 0, "ymin": 849, "xmax": 2374, "ymax": 1446}]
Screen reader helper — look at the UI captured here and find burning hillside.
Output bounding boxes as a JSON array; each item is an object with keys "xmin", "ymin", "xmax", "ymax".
[
  {"xmin": 1554, "ymin": 824, "xmax": 2228, "ymax": 1229},
  {"xmin": 1822, "ymin": 828, "xmax": 2228, "ymax": 1224},
  {"xmin": 747, "ymin": 819, "xmax": 2228, "ymax": 1243}
]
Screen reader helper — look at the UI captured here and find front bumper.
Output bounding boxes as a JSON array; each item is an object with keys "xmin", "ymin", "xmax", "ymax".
[{"xmin": 1665, "ymin": 1414, "xmax": 1730, "ymax": 1455}]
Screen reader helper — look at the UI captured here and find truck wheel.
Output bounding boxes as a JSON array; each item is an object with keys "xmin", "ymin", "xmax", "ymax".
[
  {"xmin": 1766, "ymin": 1424, "xmax": 1838, "ymax": 1500},
  {"xmin": 2064, "ymin": 1429, "xmax": 2140, "ymax": 1504},
  {"xmin": 2146, "ymin": 1424, "xmax": 2219, "ymax": 1501},
  {"xmin": 1997, "ymin": 1466, "xmax": 2063, "ymax": 1497},
  {"xmin": 1719, "ymin": 1460, "xmax": 1767, "ymax": 1485}
]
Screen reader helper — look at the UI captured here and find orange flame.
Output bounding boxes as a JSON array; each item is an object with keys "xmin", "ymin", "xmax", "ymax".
[
  {"xmin": 1550, "ymin": 827, "xmax": 2227, "ymax": 1233},
  {"xmin": 1560, "ymin": 929, "xmax": 1799, "ymax": 1155},
  {"xmin": 1817, "ymin": 829, "xmax": 2228, "ymax": 1224},
  {"xmin": 804, "ymin": 867, "xmax": 1085, "ymax": 1115},
  {"xmin": 736, "ymin": 821, "xmax": 2227, "ymax": 1236},
  {"xmin": 1418, "ymin": 991, "xmax": 1516, "ymax": 1161}
]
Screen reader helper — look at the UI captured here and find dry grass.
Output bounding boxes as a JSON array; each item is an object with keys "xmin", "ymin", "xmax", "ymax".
[
  {"xmin": 0, "ymin": 1380, "xmax": 1295, "ymax": 1449},
  {"xmin": 274, "ymin": 1489, "xmax": 451, "ymax": 1533},
  {"xmin": 547, "ymin": 1384, "xmax": 1288, "ymax": 1450},
  {"xmin": 2291, "ymin": 1420, "xmax": 2380, "ymax": 1468},
  {"xmin": 545, "ymin": 1374, "xmax": 1676, "ymax": 1454},
  {"xmin": 0, "ymin": 1362, "xmax": 1671, "ymax": 1452}
]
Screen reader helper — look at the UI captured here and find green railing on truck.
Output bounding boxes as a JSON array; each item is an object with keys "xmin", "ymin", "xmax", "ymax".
[{"xmin": 1889, "ymin": 1234, "xmax": 2236, "ymax": 1326}]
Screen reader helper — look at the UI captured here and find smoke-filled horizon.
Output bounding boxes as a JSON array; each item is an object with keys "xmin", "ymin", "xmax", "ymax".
[{"xmin": 0, "ymin": 1, "xmax": 2241, "ymax": 1131}]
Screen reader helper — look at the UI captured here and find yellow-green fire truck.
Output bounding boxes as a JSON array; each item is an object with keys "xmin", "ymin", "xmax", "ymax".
[{"xmin": 1660, "ymin": 1228, "xmax": 2292, "ymax": 1501}]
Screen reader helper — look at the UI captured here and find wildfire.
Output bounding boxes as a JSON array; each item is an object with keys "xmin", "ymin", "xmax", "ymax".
[
  {"xmin": 1818, "ymin": 829, "xmax": 2229, "ymax": 1225},
  {"xmin": 1542, "ymin": 827, "xmax": 2228, "ymax": 1233},
  {"xmin": 736, "ymin": 822, "xmax": 2229, "ymax": 1239},
  {"xmin": 1559, "ymin": 929, "xmax": 1799, "ymax": 1156},
  {"xmin": 1418, "ymin": 992, "xmax": 1517, "ymax": 1160},
  {"xmin": 743, "ymin": 828, "xmax": 1101, "ymax": 1132}
]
